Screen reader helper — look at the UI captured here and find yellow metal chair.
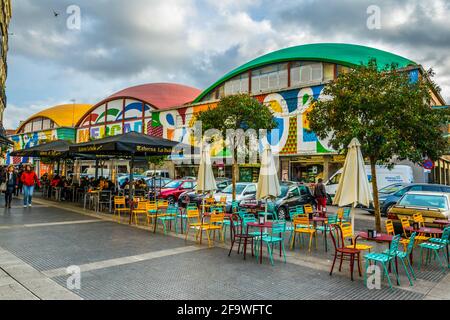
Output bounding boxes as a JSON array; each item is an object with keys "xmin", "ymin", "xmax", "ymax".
[
  {"xmin": 157, "ymin": 200, "xmax": 169, "ymax": 210},
  {"xmin": 185, "ymin": 208, "xmax": 203, "ymax": 241},
  {"xmin": 341, "ymin": 222, "xmax": 372, "ymax": 252},
  {"xmin": 291, "ymin": 216, "xmax": 317, "ymax": 252},
  {"xmin": 132, "ymin": 200, "xmax": 148, "ymax": 225},
  {"xmin": 113, "ymin": 196, "xmax": 130, "ymax": 222},
  {"xmin": 386, "ymin": 219, "xmax": 410, "ymax": 250},
  {"xmin": 413, "ymin": 213, "xmax": 426, "ymax": 228},
  {"xmin": 401, "ymin": 216, "xmax": 430, "ymax": 243},
  {"xmin": 146, "ymin": 202, "xmax": 160, "ymax": 226},
  {"xmin": 304, "ymin": 204, "xmax": 314, "ymax": 216},
  {"xmin": 198, "ymin": 212, "xmax": 225, "ymax": 247}
]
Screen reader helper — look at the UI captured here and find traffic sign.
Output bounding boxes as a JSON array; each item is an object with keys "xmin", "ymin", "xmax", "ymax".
[{"xmin": 423, "ymin": 159, "xmax": 434, "ymax": 170}]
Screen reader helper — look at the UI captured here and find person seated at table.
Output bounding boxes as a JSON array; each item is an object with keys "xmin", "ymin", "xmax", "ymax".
[
  {"xmin": 98, "ymin": 177, "xmax": 107, "ymax": 190},
  {"xmin": 60, "ymin": 176, "xmax": 71, "ymax": 201},
  {"xmin": 51, "ymin": 175, "xmax": 61, "ymax": 188},
  {"xmin": 120, "ymin": 178, "xmax": 130, "ymax": 190},
  {"xmin": 136, "ymin": 178, "xmax": 147, "ymax": 190}
]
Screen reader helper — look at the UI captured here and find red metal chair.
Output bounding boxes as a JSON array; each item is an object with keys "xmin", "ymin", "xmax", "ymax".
[
  {"xmin": 228, "ymin": 214, "xmax": 255, "ymax": 260},
  {"xmin": 329, "ymin": 224, "xmax": 362, "ymax": 281}
]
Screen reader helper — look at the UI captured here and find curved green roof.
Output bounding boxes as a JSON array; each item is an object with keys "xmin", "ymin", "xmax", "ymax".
[{"xmin": 194, "ymin": 43, "xmax": 417, "ymax": 103}]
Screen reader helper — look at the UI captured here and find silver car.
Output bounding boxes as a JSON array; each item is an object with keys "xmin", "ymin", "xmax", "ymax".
[{"xmin": 214, "ymin": 182, "xmax": 257, "ymax": 212}]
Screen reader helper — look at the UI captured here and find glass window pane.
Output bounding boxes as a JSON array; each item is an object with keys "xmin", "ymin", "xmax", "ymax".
[
  {"xmin": 224, "ymin": 81, "xmax": 233, "ymax": 96},
  {"xmin": 300, "ymin": 65, "xmax": 312, "ymax": 83},
  {"xmin": 259, "ymin": 75, "xmax": 269, "ymax": 91},
  {"xmin": 312, "ymin": 63, "xmax": 323, "ymax": 81},
  {"xmin": 42, "ymin": 119, "xmax": 51, "ymax": 130}
]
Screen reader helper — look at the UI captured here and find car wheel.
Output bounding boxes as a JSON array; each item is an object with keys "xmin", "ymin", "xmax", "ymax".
[
  {"xmin": 167, "ymin": 196, "xmax": 176, "ymax": 205},
  {"xmin": 278, "ymin": 207, "xmax": 288, "ymax": 220}
]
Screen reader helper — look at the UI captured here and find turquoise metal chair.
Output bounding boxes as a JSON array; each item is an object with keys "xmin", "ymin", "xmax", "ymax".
[
  {"xmin": 157, "ymin": 205, "xmax": 178, "ymax": 234},
  {"xmin": 231, "ymin": 200, "xmax": 239, "ymax": 213},
  {"xmin": 316, "ymin": 214, "xmax": 338, "ymax": 233},
  {"xmin": 342, "ymin": 207, "xmax": 351, "ymax": 222},
  {"xmin": 428, "ymin": 226, "xmax": 450, "ymax": 268},
  {"xmin": 383, "ymin": 232, "xmax": 417, "ymax": 286},
  {"xmin": 255, "ymin": 220, "xmax": 287, "ymax": 265},
  {"xmin": 364, "ymin": 235, "xmax": 401, "ymax": 289},
  {"xmin": 418, "ymin": 241, "xmax": 447, "ymax": 272}
]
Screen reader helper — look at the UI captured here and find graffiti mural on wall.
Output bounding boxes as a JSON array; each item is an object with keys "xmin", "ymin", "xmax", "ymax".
[
  {"xmin": 6, "ymin": 129, "xmax": 57, "ymax": 164},
  {"xmin": 77, "ymin": 99, "xmax": 153, "ymax": 142},
  {"xmin": 75, "ymin": 85, "xmax": 333, "ymax": 156}
]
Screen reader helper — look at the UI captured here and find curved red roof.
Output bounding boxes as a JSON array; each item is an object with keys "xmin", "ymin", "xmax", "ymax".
[{"xmin": 108, "ymin": 83, "xmax": 201, "ymax": 110}]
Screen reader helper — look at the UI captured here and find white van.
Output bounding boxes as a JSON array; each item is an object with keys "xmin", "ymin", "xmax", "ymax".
[
  {"xmin": 82, "ymin": 168, "xmax": 111, "ymax": 178},
  {"xmin": 144, "ymin": 170, "xmax": 170, "ymax": 178},
  {"xmin": 325, "ymin": 165, "xmax": 414, "ymax": 200}
]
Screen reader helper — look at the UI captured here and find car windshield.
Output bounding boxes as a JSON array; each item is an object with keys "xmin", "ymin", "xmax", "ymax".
[
  {"xmin": 379, "ymin": 184, "xmax": 405, "ymax": 194},
  {"xmin": 163, "ymin": 180, "xmax": 183, "ymax": 189},
  {"xmin": 398, "ymin": 194, "xmax": 448, "ymax": 210},
  {"xmin": 221, "ymin": 184, "xmax": 247, "ymax": 194},
  {"xmin": 278, "ymin": 185, "xmax": 290, "ymax": 198}
]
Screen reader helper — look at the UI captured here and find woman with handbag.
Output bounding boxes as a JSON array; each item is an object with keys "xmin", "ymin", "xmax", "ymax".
[
  {"xmin": 20, "ymin": 164, "xmax": 40, "ymax": 208},
  {"xmin": 3, "ymin": 165, "xmax": 18, "ymax": 208}
]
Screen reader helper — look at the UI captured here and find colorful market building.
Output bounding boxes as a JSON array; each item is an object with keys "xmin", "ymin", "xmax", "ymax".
[{"xmin": 5, "ymin": 43, "xmax": 449, "ymax": 184}]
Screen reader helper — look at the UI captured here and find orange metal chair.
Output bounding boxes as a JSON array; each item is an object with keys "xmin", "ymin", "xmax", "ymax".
[{"xmin": 291, "ymin": 216, "xmax": 316, "ymax": 252}]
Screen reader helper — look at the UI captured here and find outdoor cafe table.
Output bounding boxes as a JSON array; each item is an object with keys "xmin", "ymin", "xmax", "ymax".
[
  {"xmin": 405, "ymin": 226, "xmax": 443, "ymax": 238},
  {"xmin": 246, "ymin": 221, "xmax": 273, "ymax": 264},
  {"xmin": 433, "ymin": 219, "xmax": 450, "ymax": 229},
  {"xmin": 312, "ymin": 216, "xmax": 328, "ymax": 252}
]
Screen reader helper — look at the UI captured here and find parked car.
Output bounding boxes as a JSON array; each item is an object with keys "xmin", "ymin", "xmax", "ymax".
[
  {"xmin": 240, "ymin": 182, "xmax": 316, "ymax": 220},
  {"xmin": 325, "ymin": 165, "xmax": 414, "ymax": 204},
  {"xmin": 177, "ymin": 178, "xmax": 232, "ymax": 208},
  {"xmin": 144, "ymin": 170, "xmax": 170, "ymax": 178},
  {"xmin": 155, "ymin": 179, "xmax": 197, "ymax": 204},
  {"xmin": 374, "ymin": 183, "xmax": 450, "ymax": 215},
  {"xmin": 116, "ymin": 174, "xmax": 146, "ymax": 188},
  {"xmin": 387, "ymin": 191, "xmax": 450, "ymax": 229},
  {"xmin": 213, "ymin": 182, "xmax": 257, "ymax": 212},
  {"xmin": 144, "ymin": 177, "xmax": 172, "ymax": 189}
]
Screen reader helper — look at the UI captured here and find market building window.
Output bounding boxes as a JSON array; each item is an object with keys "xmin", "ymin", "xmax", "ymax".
[
  {"xmin": 251, "ymin": 63, "xmax": 288, "ymax": 94},
  {"xmin": 290, "ymin": 62, "xmax": 323, "ymax": 87},
  {"xmin": 224, "ymin": 73, "xmax": 249, "ymax": 96}
]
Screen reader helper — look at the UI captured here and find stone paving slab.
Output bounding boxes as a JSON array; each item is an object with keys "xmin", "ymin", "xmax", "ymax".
[
  {"xmin": 0, "ymin": 247, "xmax": 80, "ymax": 300},
  {"xmin": 0, "ymin": 204, "xmax": 97, "ymax": 226},
  {"xmin": 51, "ymin": 247, "xmax": 425, "ymax": 300},
  {"xmin": 0, "ymin": 219, "xmax": 196, "ymax": 272}
]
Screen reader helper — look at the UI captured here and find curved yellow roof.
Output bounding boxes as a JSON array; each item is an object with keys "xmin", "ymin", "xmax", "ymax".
[{"xmin": 16, "ymin": 104, "xmax": 93, "ymax": 133}]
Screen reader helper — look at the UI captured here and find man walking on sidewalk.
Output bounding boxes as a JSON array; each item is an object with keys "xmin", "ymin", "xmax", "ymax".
[
  {"xmin": 314, "ymin": 178, "xmax": 328, "ymax": 217},
  {"xmin": 20, "ymin": 164, "xmax": 40, "ymax": 208}
]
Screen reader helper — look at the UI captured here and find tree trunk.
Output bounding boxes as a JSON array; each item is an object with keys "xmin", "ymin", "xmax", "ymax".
[{"xmin": 370, "ymin": 158, "xmax": 382, "ymax": 233}]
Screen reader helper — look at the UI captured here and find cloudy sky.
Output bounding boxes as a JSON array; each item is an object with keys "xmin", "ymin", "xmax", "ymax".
[{"xmin": 5, "ymin": 0, "xmax": 450, "ymax": 128}]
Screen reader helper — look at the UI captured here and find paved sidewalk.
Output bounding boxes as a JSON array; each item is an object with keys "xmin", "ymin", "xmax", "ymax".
[{"xmin": 0, "ymin": 196, "xmax": 447, "ymax": 300}]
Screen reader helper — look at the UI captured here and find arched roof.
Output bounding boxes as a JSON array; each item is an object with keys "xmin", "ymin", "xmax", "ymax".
[
  {"xmin": 16, "ymin": 104, "xmax": 93, "ymax": 133},
  {"xmin": 104, "ymin": 83, "xmax": 201, "ymax": 110},
  {"xmin": 194, "ymin": 43, "xmax": 417, "ymax": 102}
]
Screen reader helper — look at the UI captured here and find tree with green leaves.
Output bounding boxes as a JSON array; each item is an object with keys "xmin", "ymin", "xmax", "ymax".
[
  {"xmin": 146, "ymin": 155, "xmax": 166, "ymax": 174},
  {"xmin": 308, "ymin": 59, "xmax": 449, "ymax": 232},
  {"xmin": 196, "ymin": 94, "xmax": 276, "ymax": 199}
]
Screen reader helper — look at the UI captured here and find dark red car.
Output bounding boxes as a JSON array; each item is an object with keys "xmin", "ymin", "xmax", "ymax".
[{"xmin": 157, "ymin": 179, "xmax": 197, "ymax": 204}]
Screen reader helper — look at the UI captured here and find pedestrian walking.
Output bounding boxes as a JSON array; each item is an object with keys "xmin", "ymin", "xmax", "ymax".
[
  {"xmin": 3, "ymin": 165, "xmax": 18, "ymax": 208},
  {"xmin": 313, "ymin": 178, "xmax": 328, "ymax": 217},
  {"xmin": 15, "ymin": 166, "xmax": 23, "ymax": 197},
  {"xmin": 20, "ymin": 164, "xmax": 40, "ymax": 208}
]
